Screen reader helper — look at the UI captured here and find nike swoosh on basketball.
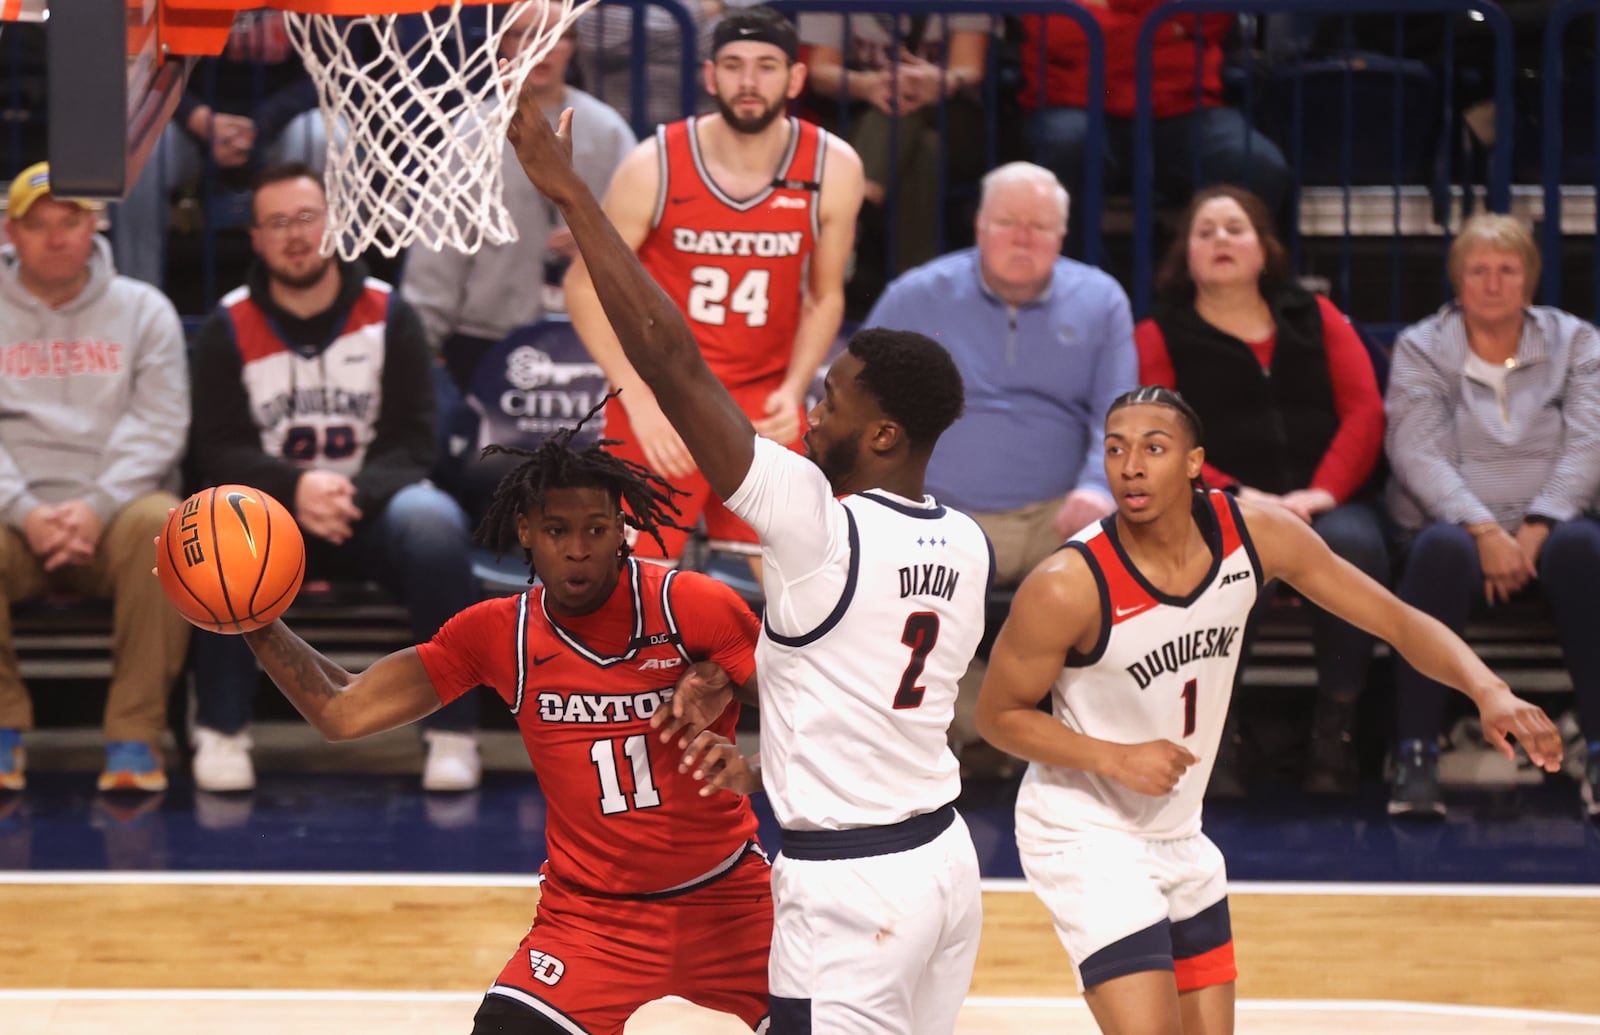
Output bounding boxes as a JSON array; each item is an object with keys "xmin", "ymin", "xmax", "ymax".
[
  {"xmin": 1113, "ymin": 603, "xmax": 1148, "ymax": 618},
  {"xmin": 669, "ymin": 195, "xmax": 694, "ymax": 205},
  {"xmin": 224, "ymin": 491, "xmax": 260, "ymax": 557},
  {"xmin": 532, "ymin": 653, "xmax": 559, "ymax": 666}
]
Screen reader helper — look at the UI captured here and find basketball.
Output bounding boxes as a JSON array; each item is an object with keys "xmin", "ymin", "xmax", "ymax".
[{"xmin": 157, "ymin": 485, "xmax": 306, "ymax": 634}]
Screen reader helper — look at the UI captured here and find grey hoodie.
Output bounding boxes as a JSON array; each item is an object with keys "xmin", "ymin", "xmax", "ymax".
[{"xmin": 0, "ymin": 234, "xmax": 189, "ymax": 528}]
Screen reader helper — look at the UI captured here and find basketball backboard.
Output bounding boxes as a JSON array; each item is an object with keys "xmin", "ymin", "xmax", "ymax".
[{"xmin": 32, "ymin": 0, "xmax": 193, "ymax": 199}]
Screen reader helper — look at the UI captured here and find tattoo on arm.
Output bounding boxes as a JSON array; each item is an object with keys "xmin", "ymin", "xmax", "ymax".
[{"xmin": 246, "ymin": 622, "xmax": 352, "ymax": 705}]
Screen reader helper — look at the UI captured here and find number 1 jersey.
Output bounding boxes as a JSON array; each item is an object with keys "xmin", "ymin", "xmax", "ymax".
[
  {"xmin": 417, "ymin": 561, "xmax": 762, "ymax": 896},
  {"xmin": 637, "ymin": 116, "xmax": 826, "ymax": 392},
  {"xmin": 1015, "ymin": 491, "xmax": 1264, "ymax": 846}
]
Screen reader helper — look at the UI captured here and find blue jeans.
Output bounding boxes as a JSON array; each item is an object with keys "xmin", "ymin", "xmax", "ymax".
[
  {"xmin": 193, "ymin": 481, "xmax": 482, "ymax": 734},
  {"xmin": 112, "ymin": 109, "xmax": 329, "ymax": 289},
  {"xmin": 1248, "ymin": 502, "xmax": 1389, "ymax": 698},
  {"xmin": 1394, "ymin": 518, "xmax": 1600, "ymax": 743},
  {"xmin": 1026, "ymin": 105, "xmax": 1291, "ymax": 258},
  {"xmin": 1308, "ymin": 502, "xmax": 1391, "ymax": 698}
]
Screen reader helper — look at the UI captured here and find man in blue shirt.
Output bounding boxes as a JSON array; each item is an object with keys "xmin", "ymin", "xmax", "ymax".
[{"xmin": 865, "ymin": 161, "xmax": 1137, "ymax": 776}]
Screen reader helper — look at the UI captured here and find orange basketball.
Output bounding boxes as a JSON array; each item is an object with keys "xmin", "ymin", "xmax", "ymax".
[{"xmin": 157, "ymin": 485, "xmax": 306, "ymax": 634}]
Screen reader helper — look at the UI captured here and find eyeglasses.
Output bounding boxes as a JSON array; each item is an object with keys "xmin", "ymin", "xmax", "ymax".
[{"xmin": 257, "ymin": 208, "xmax": 325, "ymax": 235}]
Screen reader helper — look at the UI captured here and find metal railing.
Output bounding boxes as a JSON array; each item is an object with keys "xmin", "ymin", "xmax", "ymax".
[
  {"xmin": 769, "ymin": 0, "xmax": 1105, "ymax": 268},
  {"xmin": 1541, "ymin": 0, "xmax": 1600, "ymax": 313},
  {"xmin": 1132, "ymin": 0, "xmax": 1517, "ymax": 323}
]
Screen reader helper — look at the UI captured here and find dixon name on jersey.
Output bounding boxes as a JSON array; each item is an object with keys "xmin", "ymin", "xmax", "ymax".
[
  {"xmin": 898, "ymin": 562, "xmax": 961, "ymax": 601},
  {"xmin": 1126, "ymin": 625, "xmax": 1242, "ymax": 690},
  {"xmin": 671, "ymin": 227, "xmax": 804, "ymax": 258}
]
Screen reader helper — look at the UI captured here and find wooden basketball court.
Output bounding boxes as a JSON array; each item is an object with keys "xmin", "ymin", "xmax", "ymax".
[{"xmin": 7, "ymin": 874, "xmax": 1598, "ymax": 1033}]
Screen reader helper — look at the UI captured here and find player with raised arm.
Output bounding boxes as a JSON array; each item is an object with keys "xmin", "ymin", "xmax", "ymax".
[
  {"xmin": 181, "ymin": 401, "xmax": 774, "ymax": 1035},
  {"xmin": 562, "ymin": 5, "xmax": 864, "ymax": 580},
  {"xmin": 511, "ymin": 85, "xmax": 991, "ymax": 1035},
  {"xmin": 974, "ymin": 385, "xmax": 1564, "ymax": 1035}
]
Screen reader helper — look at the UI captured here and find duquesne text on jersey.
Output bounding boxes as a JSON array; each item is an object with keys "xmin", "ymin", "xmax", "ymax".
[
  {"xmin": 1126, "ymin": 625, "xmax": 1242, "ymax": 690},
  {"xmin": 536, "ymin": 687, "xmax": 679, "ymax": 725},
  {"xmin": 899, "ymin": 562, "xmax": 961, "ymax": 601},
  {"xmin": 671, "ymin": 227, "xmax": 804, "ymax": 257},
  {"xmin": 254, "ymin": 385, "xmax": 376, "ymax": 426}
]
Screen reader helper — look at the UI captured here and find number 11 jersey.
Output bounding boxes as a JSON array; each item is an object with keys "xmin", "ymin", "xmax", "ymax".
[{"xmin": 416, "ymin": 560, "xmax": 762, "ymax": 896}]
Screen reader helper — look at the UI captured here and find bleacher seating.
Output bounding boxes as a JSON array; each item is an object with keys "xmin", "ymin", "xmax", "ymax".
[{"xmin": 4, "ymin": 0, "xmax": 1597, "ymax": 757}]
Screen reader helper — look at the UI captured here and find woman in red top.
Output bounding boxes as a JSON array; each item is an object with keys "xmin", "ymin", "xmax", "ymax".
[{"xmin": 1135, "ymin": 185, "xmax": 1388, "ymax": 796}]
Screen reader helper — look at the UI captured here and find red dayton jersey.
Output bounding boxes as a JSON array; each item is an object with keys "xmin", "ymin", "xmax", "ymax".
[
  {"xmin": 637, "ymin": 116, "xmax": 827, "ymax": 392},
  {"xmin": 417, "ymin": 560, "xmax": 761, "ymax": 896}
]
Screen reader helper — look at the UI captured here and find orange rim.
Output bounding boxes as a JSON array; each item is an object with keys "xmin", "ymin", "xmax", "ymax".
[{"xmin": 163, "ymin": 0, "xmax": 512, "ymax": 13}]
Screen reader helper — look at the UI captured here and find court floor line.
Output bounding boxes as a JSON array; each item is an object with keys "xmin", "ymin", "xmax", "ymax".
[
  {"xmin": 3, "ymin": 871, "xmax": 1600, "ymax": 898},
  {"xmin": 1, "ymin": 990, "xmax": 1596, "ymax": 1024}
]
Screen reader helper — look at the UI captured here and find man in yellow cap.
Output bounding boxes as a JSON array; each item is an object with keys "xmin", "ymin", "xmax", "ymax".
[{"xmin": 0, "ymin": 162, "xmax": 192, "ymax": 794}]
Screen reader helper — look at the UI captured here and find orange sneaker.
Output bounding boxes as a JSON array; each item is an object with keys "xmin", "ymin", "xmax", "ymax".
[
  {"xmin": 0, "ymin": 729, "xmax": 23, "ymax": 792},
  {"xmin": 97, "ymin": 741, "xmax": 167, "ymax": 793}
]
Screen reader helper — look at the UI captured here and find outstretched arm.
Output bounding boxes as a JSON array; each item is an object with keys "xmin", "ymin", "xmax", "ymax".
[
  {"xmin": 243, "ymin": 622, "xmax": 443, "ymax": 742},
  {"xmin": 562, "ymin": 138, "xmax": 698, "ymax": 481},
  {"xmin": 1245, "ymin": 497, "xmax": 1564, "ymax": 770},
  {"xmin": 756, "ymin": 134, "xmax": 862, "ymax": 443},
  {"xmin": 976, "ymin": 550, "xmax": 1198, "ymax": 796},
  {"xmin": 511, "ymin": 101, "xmax": 755, "ymax": 500}
]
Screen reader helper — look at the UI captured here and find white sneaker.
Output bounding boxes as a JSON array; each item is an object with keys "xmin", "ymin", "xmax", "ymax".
[
  {"xmin": 192, "ymin": 727, "xmax": 255, "ymax": 792},
  {"xmin": 422, "ymin": 730, "xmax": 481, "ymax": 792}
]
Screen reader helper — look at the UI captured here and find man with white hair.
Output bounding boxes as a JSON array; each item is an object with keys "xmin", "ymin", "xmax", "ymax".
[{"xmin": 864, "ymin": 160, "xmax": 1137, "ymax": 777}]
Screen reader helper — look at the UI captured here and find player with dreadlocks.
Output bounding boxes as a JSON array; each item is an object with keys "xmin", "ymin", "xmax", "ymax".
[
  {"xmin": 231, "ymin": 398, "xmax": 778, "ymax": 1035},
  {"xmin": 975, "ymin": 385, "xmax": 1562, "ymax": 1035},
  {"xmin": 475, "ymin": 391, "xmax": 691, "ymax": 572}
]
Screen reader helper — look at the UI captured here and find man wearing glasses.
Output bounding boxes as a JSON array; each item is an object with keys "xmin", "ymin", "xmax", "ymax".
[{"xmin": 185, "ymin": 162, "xmax": 483, "ymax": 796}]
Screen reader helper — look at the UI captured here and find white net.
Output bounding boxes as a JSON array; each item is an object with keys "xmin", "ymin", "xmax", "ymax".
[{"xmin": 283, "ymin": 0, "xmax": 598, "ymax": 259}]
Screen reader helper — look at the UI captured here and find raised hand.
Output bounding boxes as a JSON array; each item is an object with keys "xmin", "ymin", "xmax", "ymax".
[
  {"xmin": 508, "ymin": 94, "xmax": 577, "ymax": 201},
  {"xmin": 1105, "ymin": 739, "xmax": 1199, "ymax": 797}
]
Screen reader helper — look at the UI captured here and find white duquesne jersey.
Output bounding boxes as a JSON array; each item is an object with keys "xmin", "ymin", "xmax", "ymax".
[
  {"xmin": 1016, "ymin": 491, "xmax": 1263, "ymax": 845},
  {"xmin": 725, "ymin": 438, "xmax": 995, "ymax": 831}
]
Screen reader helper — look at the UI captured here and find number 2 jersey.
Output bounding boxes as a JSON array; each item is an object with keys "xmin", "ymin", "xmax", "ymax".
[
  {"xmin": 1015, "ymin": 491, "xmax": 1264, "ymax": 846},
  {"xmin": 416, "ymin": 560, "xmax": 763, "ymax": 896},
  {"xmin": 636, "ymin": 116, "xmax": 826, "ymax": 393},
  {"xmin": 725, "ymin": 438, "xmax": 995, "ymax": 831}
]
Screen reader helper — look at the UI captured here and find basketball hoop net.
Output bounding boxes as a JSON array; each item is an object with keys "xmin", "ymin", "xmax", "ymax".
[{"xmin": 282, "ymin": 0, "xmax": 599, "ymax": 259}]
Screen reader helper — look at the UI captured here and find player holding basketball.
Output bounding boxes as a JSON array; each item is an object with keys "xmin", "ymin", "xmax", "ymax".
[
  {"xmin": 194, "ymin": 402, "xmax": 774, "ymax": 1035},
  {"xmin": 511, "ymin": 83, "xmax": 989, "ymax": 1035},
  {"xmin": 974, "ymin": 385, "xmax": 1565, "ymax": 1035},
  {"xmin": 563, "ymin": 4, "xmax": 864, "ymax": 578}
]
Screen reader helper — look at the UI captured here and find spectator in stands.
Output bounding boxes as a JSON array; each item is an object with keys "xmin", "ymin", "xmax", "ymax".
[
  {"xmin": 115, "ymin": 10, "xmax": 331, "ymax": 290},
  {"xmin": 186, "ymin": 163, "xmax": 482, "ymax": 795},
  {"xmin": 0, "ymin": 163, "xmax": 191, "ymax": 793},
  {"xmin": 1138, "ymin": 185, "xmax": 1387, "ymax": 797},
  {"xmin": 574, "ymin": 0, "xmax": 722, "ymax": 134},
  {"xmin": 800, "ymin": 11, "xmax": 992, "ymax": 295},
  {"xmin": 1019, "ymin": 1, "xmax": 1290, "ymax": 259},
  {"xmin": 1384, "ymin": 213, "xmax": 1600, "ymax": 821},
  {"xmin": 402, "ymin": 3, "xmax": 636, "ymax": 394},
  {"xmin": 865, "ymin": 161, "xmax": 1137, "ymax": 779}
]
